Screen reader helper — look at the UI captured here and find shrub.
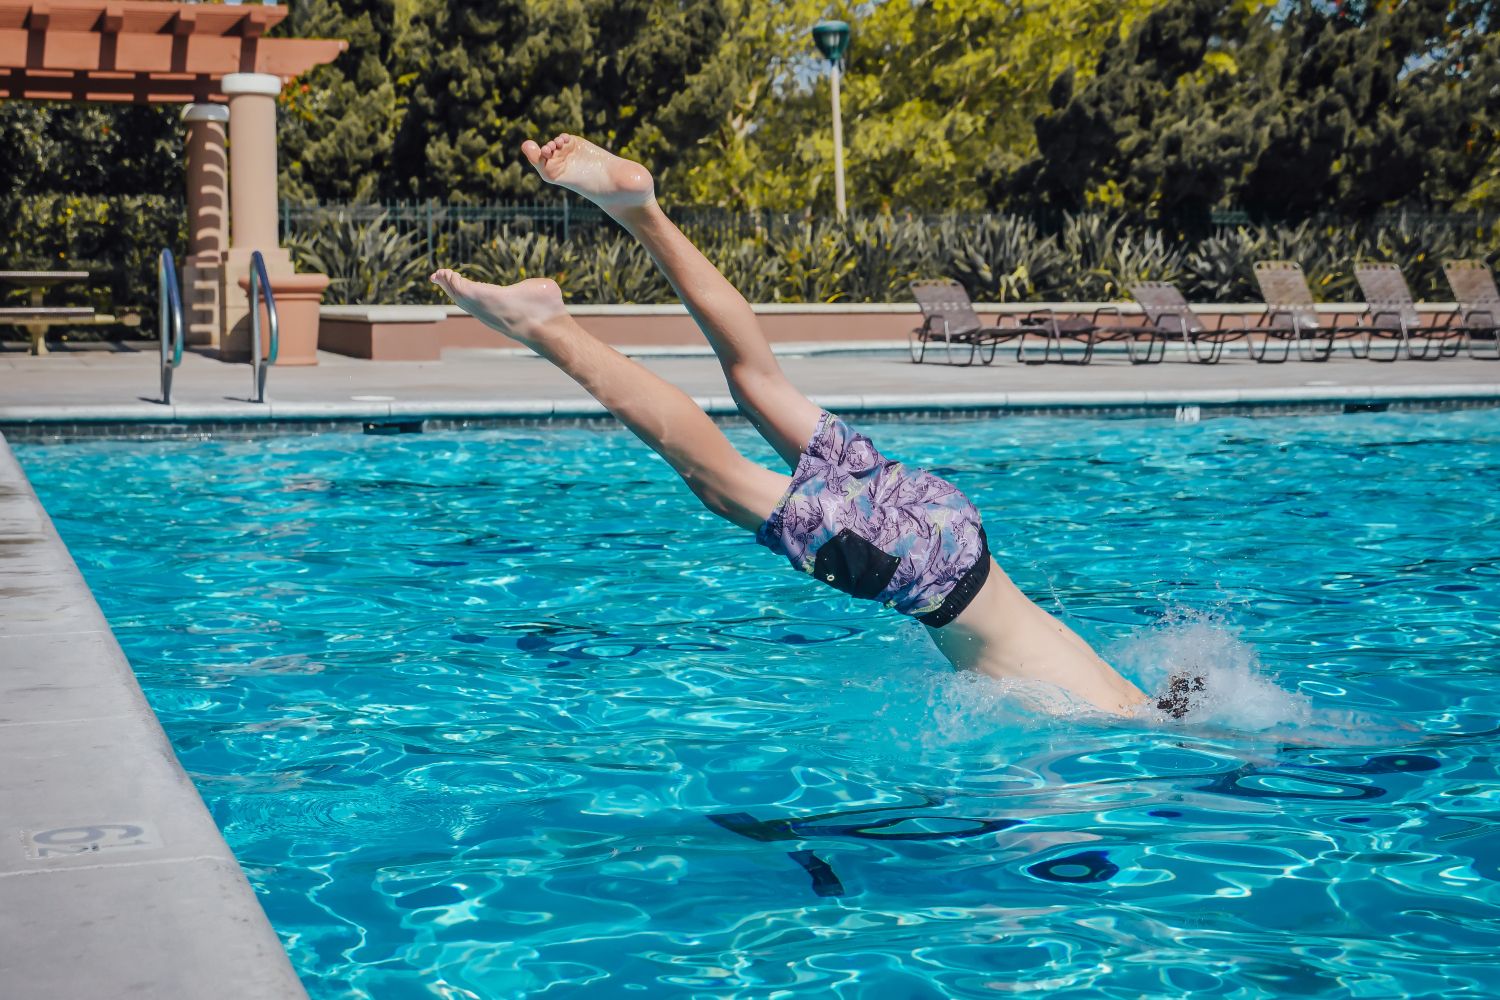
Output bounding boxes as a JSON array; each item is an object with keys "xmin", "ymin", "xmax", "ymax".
[
  {"xmin": 768, "ymin": 220, "xmax": 858, "ymax": 303},
  {"xmin": 570, "ymin": 231, "xmax": 674, "ymax": 304},
  {"xmin": 700, "ymin": 234, "xmax": 784, "ymax": 304},
  {"xmin": 1057, "ymin": 212, "xmax": 1186, "ymax": 300},
  {"xmin": 466, "ymin": 225, "xmax": 582, "ymax": 287},
  {"xmin": 285, "ymin": 210, "xmax": 429, "ymax": 306},
  {"xmin": 935, "ymin": 215, "xmax": 1067, "ymax": 302},
  {"xmin": 0, "ymin": 193, "xmax": 185, "ymax": 335},
  {"xmin": 841, "ymin": 216, "xmax": 936, "ymax": 302}
]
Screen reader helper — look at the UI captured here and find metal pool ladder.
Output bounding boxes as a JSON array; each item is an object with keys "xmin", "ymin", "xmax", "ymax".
[
  {"xmin": 157, "ymin": 248, "xmax": 185, "ymax": 404},
  {"xmin": 248, "ymin": 249, "xmax": 279, "ymax": 404}
]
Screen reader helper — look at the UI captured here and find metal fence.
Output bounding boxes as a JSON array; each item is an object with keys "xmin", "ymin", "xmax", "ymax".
[
  {"xmin": 279, "ymin": 198, "xmax": 1497, "ymax": 272},
  {"xmin": 278, "ymin": 198, "xmax": 829, "ymax": 268}
]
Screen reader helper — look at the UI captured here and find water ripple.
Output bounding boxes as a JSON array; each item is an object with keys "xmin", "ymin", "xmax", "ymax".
[{"xmin": 17, "ymin": 410, "xmax": 1500, "ymax": 998}]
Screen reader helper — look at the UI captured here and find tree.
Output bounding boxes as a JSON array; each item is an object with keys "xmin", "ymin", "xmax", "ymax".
[
  {"xmin": 389, "ymin": 0, "xmax": 729, "ymax": 202},
  {"xmin": 664, "ymin": 0, "xmax": 1167, "ymax": 212},
  {"xmin": 275, "ymin": 0, "xmax": 406, "ymax": 202},
  {"xmin": 1010, "ymin": 0, "xmax": 1500, "ymax": 225},
  {"xmin": 0, "ymin": 101, "xmax": 181, "ymax": 204}
]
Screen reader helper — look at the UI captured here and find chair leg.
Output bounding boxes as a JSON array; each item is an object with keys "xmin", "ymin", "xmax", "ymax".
[
  {"xmin": 1369, "ymin": 334, "xmax": 1403, "ymax": 362},
  {"xmin": 1300, "ymin": 334, "xmax": 1333, "ymax": 362},
  {"xmin": 1468, "ymin": 332, "xmax": 1500, "ymax": 360},
  {"xmin": 1016, "ymin": 328, "xmax": 1040, "ymax": 365}
]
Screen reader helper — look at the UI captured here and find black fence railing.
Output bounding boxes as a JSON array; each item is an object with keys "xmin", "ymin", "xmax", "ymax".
[{"xmin": 279, "ymin": 198, "xmax": 1498, "ymax": 274}]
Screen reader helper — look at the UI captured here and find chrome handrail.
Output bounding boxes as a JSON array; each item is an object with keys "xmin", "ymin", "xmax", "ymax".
[
  {"xmin": 249, "ymin": 250, "xmax": 279, "ymax": 404},
  {"xmin": 157, "ymin": 248, "xmax": 185, "ymax": 404}
]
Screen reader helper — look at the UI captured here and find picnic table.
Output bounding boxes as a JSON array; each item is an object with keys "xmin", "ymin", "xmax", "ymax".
[{"xmin": 0, "ymin": 270, "xmax": 138, "ymax": 355}]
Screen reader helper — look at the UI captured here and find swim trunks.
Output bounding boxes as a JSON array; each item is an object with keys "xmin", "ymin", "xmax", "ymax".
[{"xmin": 754, "ymin": 411, "xmax": 990, "ymax": 627}]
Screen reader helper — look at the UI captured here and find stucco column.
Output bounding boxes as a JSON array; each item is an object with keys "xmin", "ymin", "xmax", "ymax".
[
  {"xmin": 219, "ymin": 72, "xmax": 293, "ymax": 361},
  {"xmin": 181, "ymin": 103, "xmax": 228, "ymax": 346}
]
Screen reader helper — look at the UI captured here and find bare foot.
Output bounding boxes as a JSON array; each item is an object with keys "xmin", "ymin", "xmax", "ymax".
[
  {"xmin": 521, "ymin": 133, "xmax": 655, "ymax": 213},
  {"xmin": 430, "ymin": 270, "xmax": 567, "ymax": 346}
]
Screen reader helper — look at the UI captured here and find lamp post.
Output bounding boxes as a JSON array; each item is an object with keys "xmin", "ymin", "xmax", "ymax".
[{"xmin": 812, "ymin": 19, "xmax": 851, "ymax": 220}]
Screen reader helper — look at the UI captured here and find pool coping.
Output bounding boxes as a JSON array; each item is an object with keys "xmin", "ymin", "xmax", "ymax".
[
  {"xmin": 0, "ymin": 435, "xmax": 308, "ymax": 998},
  {"xmin": 2, "ymin": 381, "xmax": 1499, "ymax": 434}
]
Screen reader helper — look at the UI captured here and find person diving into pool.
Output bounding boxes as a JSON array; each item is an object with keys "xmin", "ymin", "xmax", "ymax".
[{"xmin": 432, "ymin": 133, "xmax": 1176, "ymax": 718}]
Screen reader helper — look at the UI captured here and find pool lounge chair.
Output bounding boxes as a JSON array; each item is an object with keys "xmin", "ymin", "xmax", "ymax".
[
  {"xmin": 1442, "ymin": 260, "xmax": 1500, "ymax": 360},
  {"xmin": 908, "ymin": 279, "xmax": 1028, "ymax": 365},
  {"xmin": 1250, "ymin": 261, "xmax": 1367, "ymax": 362},
  {"xmin": 1352, "ymin": 263, "xmax": 1464, "ymax": 361},
  {"xmin": 1015, "ymin": 306, "xmax": 1167, "ymax": 365},
  {"xmin": 1128, "ymin": 281, "xmax": 1253, "ymax": 364}
]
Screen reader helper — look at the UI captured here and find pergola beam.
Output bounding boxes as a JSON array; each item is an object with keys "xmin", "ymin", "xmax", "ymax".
[{"xmin": 0, "ymin": 2, "xmax": 344, "ymax": 102}]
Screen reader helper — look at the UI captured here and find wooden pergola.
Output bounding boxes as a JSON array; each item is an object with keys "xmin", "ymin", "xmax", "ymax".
[
  {"xmin": 0, "ymin": 2, "xmax": 346, "ymax": 357},
  {"xmin": 0, "ymin": 1, "xmax": 344, "ymax": 103}
]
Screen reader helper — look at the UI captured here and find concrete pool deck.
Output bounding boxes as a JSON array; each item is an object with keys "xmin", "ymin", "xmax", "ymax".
[
  {"xmin": 2, "ymin": 339, "xmax": 1499, "ymax": 433},
  {"xmin": 0, "ymin": 436, "xmax": 308, "ymax": 998},
  {"xmin": 1, "ymin": 337, "xmax": 1498, "ymax": 995}
]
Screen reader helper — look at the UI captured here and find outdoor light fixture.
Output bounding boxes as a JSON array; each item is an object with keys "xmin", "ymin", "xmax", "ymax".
[{"xmin": 812, "ymin": 19, "xmax": 851, "ymax": 220}]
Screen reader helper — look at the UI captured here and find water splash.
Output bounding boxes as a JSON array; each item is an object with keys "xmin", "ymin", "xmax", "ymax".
[{"xmin": 1111, "ymin": 609, "xmax": 1311, "ymax": 730}]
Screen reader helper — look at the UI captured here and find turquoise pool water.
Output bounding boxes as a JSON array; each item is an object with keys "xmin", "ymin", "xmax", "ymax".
[{"xmin": 16, "ymin": 411, "xmax": 1500, "ymax": 998}]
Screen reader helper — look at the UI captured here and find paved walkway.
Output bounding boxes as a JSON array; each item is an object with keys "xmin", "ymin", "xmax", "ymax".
[{"xmin": 3, "ymin": 341, "xmax": 1499, "ymax": 423}]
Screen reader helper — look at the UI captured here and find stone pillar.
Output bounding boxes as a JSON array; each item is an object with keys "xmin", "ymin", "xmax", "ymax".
[
  {"xmin": 220, "ymin": 72, "xmax": 294, "ymax": 361},
  {"xmin": 181, "ymin": 103, "xmax": 228, "ymax": 347}
]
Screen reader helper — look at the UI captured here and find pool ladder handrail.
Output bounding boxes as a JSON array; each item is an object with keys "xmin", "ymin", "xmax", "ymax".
[
  {"xmin": 157, "ymin": 248, "xmax": 185, "ymax": 405},
  {"xmin": 249, "ymin": 249, "xmax": 279, "ymax": 404}
]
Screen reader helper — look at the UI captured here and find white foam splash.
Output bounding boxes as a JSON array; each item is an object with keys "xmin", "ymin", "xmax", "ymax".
[{"xmin": 1110, "ymin": 609, "xmax": 1311, "ymax": 730}]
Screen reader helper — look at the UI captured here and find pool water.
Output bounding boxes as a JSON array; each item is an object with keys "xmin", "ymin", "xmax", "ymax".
[{"xmin": 17, "ymin": 411, "xmax": 1500, "ymax": 998}]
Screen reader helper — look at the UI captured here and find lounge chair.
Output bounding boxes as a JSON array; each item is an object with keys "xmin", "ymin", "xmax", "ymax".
[
  {"xmin": 1442, "ymin": 260, "xmax": 1500, "ymax": 360},
  {"xmin": 1015, "ymin": 307, "xmax": 1166, "ymax": 365},
  {"xmin": 908, "ymin": 279, "xmax": 1028, "ymax": 365},
  {"xmin": 1128, "ymin": 281, "xmax": 1254, "ymax": 363},
  {"xmin": 1250, "ymin": 261, "xmax": 1367, "ymax": 362},
  {"xmin": 1352, "ymin": 263, "xmax": 1464, "ymax": 361}
]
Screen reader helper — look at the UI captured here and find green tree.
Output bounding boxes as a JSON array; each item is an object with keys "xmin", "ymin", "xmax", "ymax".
[
  {"xmin": 1011, "ymin": 0, "xmax": 1500, "ymax": 225},
  {"xmin": 667, "ymin": 0, "xmax": 1166, "ymax": 212},
  {"xmin": 275, "ymin": 0, "xmax": 407, "ymax": 202},
  {"xmin": 390, "ymin": 0, "xmax": 728, "ymax": 201},
  {"xmin": 0, "ymin": 101, "xmax": 181, "ymax": 204}
]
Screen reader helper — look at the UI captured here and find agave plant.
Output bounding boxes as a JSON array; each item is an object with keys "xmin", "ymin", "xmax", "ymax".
[
  {"xmin": 1183, "ymin": 226, "xmax": 1263, "ymax": 302},
  {"xmin": 841, "ymin": 215, "xmax": 937, "ymax": 302},
  {"xmin": 702, "ymin": 234, "xmax": 784, "ymax": 304},
  {"xmin": 1366, "ymin": 212, "xmax": 1485, "ymax": 300},
  {"xmin": 1255, "ymin": 220, "xmax": 1373, "ymax": 302},
  {"xmin": 768, "ymin": 219, "xmax": 858, "ymax": 303},
  {"xmin": 286, "ymin": 210, "xmax": 429, "ymax": 305},
  {"xmin": 935, "ymin": 214, "xmax": 1067, "ymax": 302},
  {"xmin": 466, "ymin": 225, "xmax": 582, "ymax": 287},
  {"xmin": 1057, "ymin": 212, "xmax": 1188, "ymax": 301},
  {"xmin": 570, "ymin": 231, "xmax": 673, "ymax": 304}
]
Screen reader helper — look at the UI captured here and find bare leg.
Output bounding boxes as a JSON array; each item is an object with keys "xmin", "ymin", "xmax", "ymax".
[
  {"xmin": 522, "ymin": 134, "xmax": 821, "ymax": 468},
  {"xmin": 430, "ymin": 271, "xmax": 788, "ymax": 531}
]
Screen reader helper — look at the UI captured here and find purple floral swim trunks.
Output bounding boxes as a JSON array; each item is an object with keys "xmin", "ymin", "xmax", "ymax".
[{"xmin": 754, "ymin": 411, "xmax": 990, "ymax": 627}]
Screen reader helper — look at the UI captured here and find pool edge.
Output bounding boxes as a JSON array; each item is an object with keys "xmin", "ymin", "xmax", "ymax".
[
  {"xmin": 0, "ymin": 433, "xmax": 309, "ymax": 999},
  {"xmin": 1, "ymin": 383, "xmax": 1498, "ymax": 440}
]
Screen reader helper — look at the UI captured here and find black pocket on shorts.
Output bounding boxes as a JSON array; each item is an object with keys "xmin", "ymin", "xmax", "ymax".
[{"xmin": 812, "ymin": 529, "xmax": 900, "ymax": 601}]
